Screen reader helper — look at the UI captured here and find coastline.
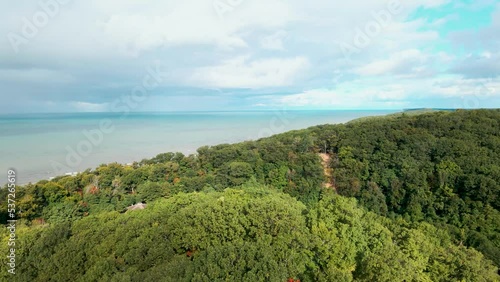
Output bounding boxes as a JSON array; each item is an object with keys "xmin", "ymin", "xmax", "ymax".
[{"xmin": 0, "ymin": 110, "xmax": 400, "ymax": 185}]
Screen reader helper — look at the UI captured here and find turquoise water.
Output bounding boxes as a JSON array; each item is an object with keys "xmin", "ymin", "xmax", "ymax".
[{"xmin": 0, "ymin": 110, "xmax": 398, "ymax": 184}]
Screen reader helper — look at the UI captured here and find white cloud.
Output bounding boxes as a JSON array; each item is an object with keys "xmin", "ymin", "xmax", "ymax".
[
  {"xmin": 450, "ymin": 51, "xmax": 500, "ymax": 78},
  {"xmin": 98, "ymin": 12, "xmax": 247, "ymax": 55},
  {"xmin": 71, "ymin": 101, "xmax": 109, "ymax": 112},
  {"xmin": 260, "ymin": 31, "xmax": 287, "ymax": 50},
  {"xmin": 0, "ymin": 68, "xmax": 74, "ymax": 83},
  {"xmin": 274, "ymin": 74, "xmax": 500, "ymax": 109},
  {"xmin": 189, "ymin": 56, "xmax": 310, "ymax": 88},
  {"xmin": 96, "ymin": 0, "xmax": 295, "ymax": 54},
  {"xmin": 432, "ymin": 77, "xmax": 499, "ymax": 98},
  {"xmin": 276, "ymin": 84, "xmax": 409, "ymax": 109},
  {"xmin": 0, "ymin": 0, "xmax": 294, "ymax": 58},
  {"xmin": 418, "ymin": 0, "xmax": 451, "ymax": 8},
  {"xmin": 356, "ymin": 49, "xmax": 426, "ymax": 76},
  {"xmin": 0, "ymin": 0, "xmax": 497, "ymax": 112}
]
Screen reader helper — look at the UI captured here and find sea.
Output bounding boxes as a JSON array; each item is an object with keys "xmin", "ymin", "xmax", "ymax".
[{"xmin": 0, "ymin": 110, "xmax": 398, "ymax": 185}]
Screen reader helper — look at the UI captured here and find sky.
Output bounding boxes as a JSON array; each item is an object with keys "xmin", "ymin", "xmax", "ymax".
[{"xmin": 0, "ymin": 0, "xmax": 499, "ymax": 113}]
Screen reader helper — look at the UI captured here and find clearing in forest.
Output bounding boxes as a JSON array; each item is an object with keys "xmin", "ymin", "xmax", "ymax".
[{"xmin": 319, "ymin": 153, "xmax": 335, "ymax": 190}]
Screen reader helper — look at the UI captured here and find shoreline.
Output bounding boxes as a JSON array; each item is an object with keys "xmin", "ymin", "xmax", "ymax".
[{"xmin": 1, "ymin": 110, "xmax": 401, "ymax": 186}]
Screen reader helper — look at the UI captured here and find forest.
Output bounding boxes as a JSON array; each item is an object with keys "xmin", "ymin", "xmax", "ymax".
[{"xmin": 1, "ymin": 109, "xmax": 499, "ymax": 281}]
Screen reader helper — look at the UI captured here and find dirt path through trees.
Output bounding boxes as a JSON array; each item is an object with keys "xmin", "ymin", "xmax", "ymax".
[{"xmin": 319, "ymin": 153, "xmax": 334, "ymax": 190}]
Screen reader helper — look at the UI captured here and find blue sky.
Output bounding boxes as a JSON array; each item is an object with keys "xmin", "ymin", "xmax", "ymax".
[{"xmin": 0, "ymin": 0, "xmax": 499, "ymax": 113}]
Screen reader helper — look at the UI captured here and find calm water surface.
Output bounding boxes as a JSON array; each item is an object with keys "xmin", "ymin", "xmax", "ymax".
[{"xmin": 0, "ymin": 110, "xmax": 399, "ymax": 184}]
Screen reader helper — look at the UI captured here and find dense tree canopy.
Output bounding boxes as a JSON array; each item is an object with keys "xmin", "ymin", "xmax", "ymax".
[
  {"xmin": 1, "ymin": 185, "xmax": 497, "ymax": 281},
  {"xmin": 310, "ymin": 110, "xmax": 500, "ymax": 266},
  {"xmin": 1, "ymin": 109, "xmax": 499, "ymax": 280}
]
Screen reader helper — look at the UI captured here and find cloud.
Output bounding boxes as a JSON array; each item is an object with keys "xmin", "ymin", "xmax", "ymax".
[
  {"xmin": 99, "ymin": 13, "xmax": 248, "ymax": 55},
  {"xmin": 274, "ymin": 74, "xmax": 500, "ymax": 109},
  {"xmin": 275, "ymin": 84, "xmax": 409, "ymax": 109},
  {"xmin": 260, "ymin": 31, "xmax": 287, "ymax": 50},
  {"xmin": 96, "ymin": 0, "xmax": 296, "ymax": 54},
  {"xmin": 355, "ymin": 49, "xmax": 427, "ymax": 76},
  {"xmin": 448, "ymin": 2, "xmax": 500, "ymax": 52},
  {"xmin": 71, "ymin": 101, "xmax": 109, "ymax": 112},
  {"xmin": 0, "ymin": 68, "xmax": 74, "ymax": 83},
  {"xmin": 188, "ymin": 56, "xmax": 310, "ymax": 88},
  {"xmin": 450, "ymin": 52, "xmax": 500, "ymax": 78},
  {"xmin": 0, "ymin": 0, "xmax": 498, "ymax": 112},
  {"xmin": 432, "ymin": 77, "xmax": 499, "ymax": 98}
]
